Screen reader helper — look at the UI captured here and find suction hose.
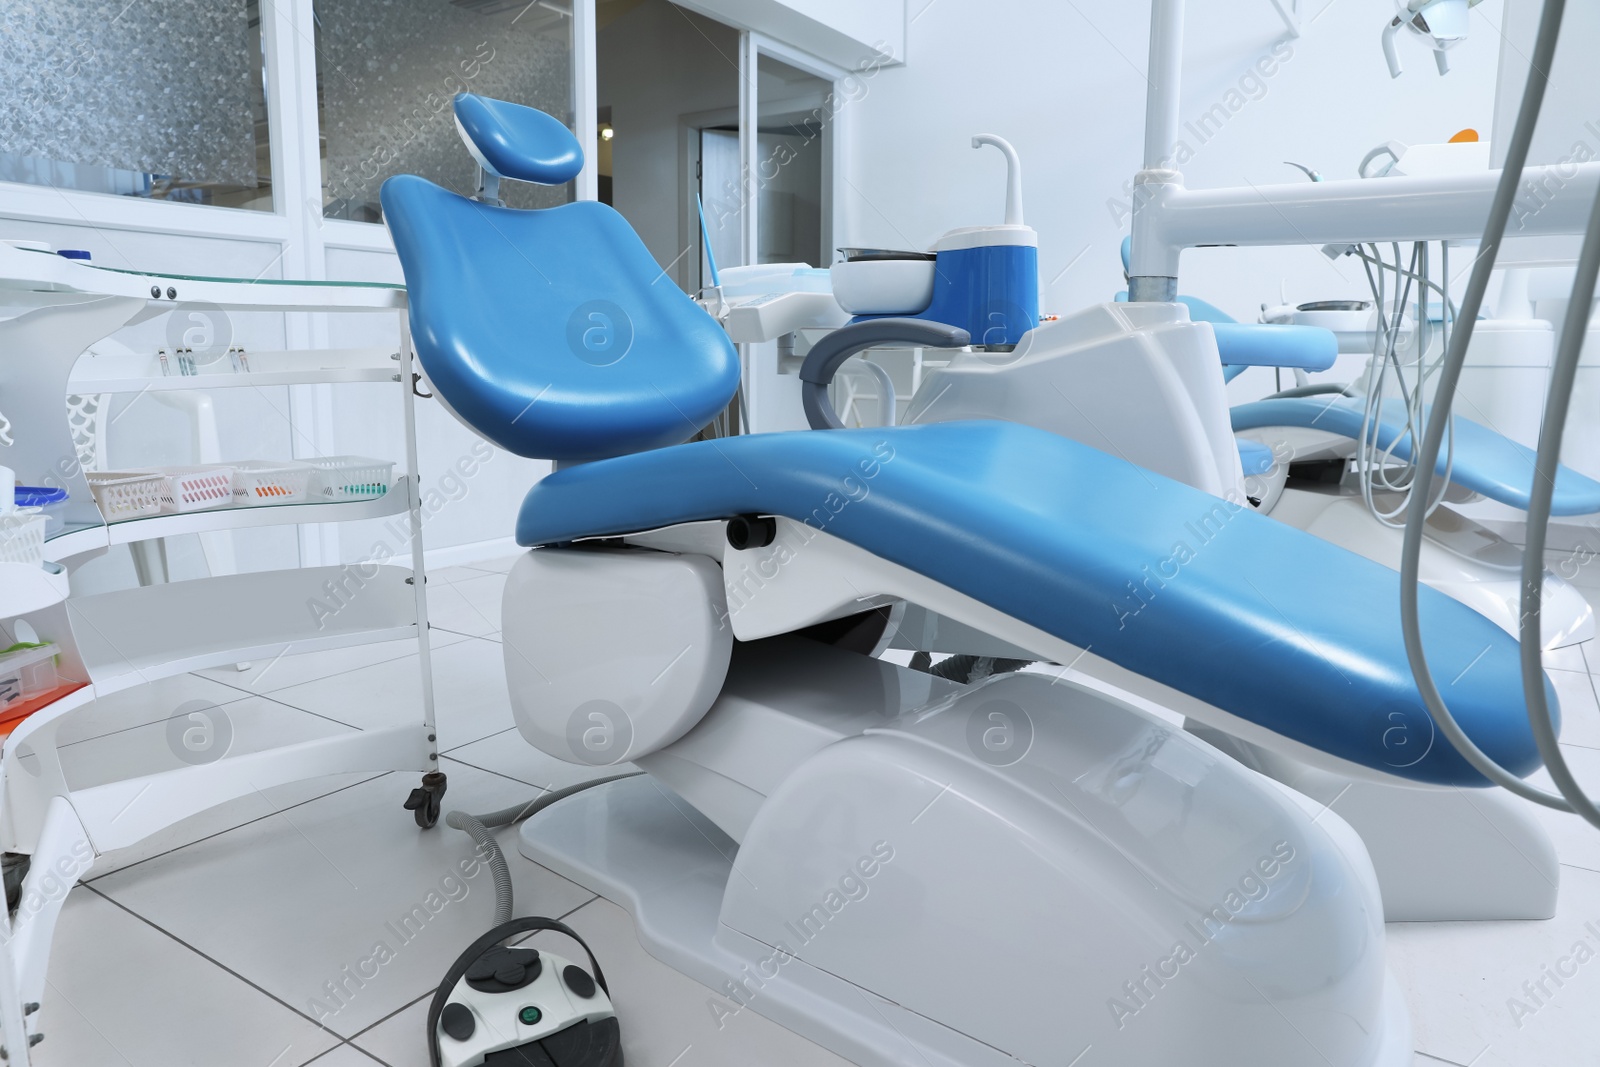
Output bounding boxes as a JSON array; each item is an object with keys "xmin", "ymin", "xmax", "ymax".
[
  {"xmin": 445, "ymin": 773, "xmax": 642, "ymax": 927},
  {"xmin": 1396, "ymin": 0, "xmax": 1600, "ymax": 825}
]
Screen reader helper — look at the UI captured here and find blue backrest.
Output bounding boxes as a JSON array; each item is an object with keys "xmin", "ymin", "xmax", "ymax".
[{"xmin": 380, "ymin": 97, "xmax": 741, "ymax": 462}]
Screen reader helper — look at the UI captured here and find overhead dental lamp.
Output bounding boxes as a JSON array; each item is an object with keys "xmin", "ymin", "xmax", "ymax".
[{"xmin": 1382, "ymin": 0, "xmax": 1482, "ymax": 78}]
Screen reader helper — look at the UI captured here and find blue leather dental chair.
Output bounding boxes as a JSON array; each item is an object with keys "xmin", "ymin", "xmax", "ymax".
[
  {"xmin": 383, "ymin": 93, "xmax": 1558, "ymax": 1067},
  {"xmin": 1116, "ymin": 236, "xmax": 1600, "ymax": 515}
]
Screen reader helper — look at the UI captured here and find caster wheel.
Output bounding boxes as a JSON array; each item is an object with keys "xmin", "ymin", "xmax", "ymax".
[{"xmin": 404, "ymin": 771, "xmax": 448, "ymax": 829}]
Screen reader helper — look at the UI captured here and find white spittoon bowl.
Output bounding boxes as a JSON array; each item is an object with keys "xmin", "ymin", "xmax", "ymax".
[{"xmin": 830, "ymin": 258, "xmax": 937, "ymax": 316}]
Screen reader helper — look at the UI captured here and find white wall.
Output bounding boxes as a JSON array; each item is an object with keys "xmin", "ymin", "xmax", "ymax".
[
  {"xmin": 838, "ymin": 0, "xmax": 1506, "ymax": 396},
  {"xmin": 677, "ymin": 0, "xmax": 905, "ymax": 68}
]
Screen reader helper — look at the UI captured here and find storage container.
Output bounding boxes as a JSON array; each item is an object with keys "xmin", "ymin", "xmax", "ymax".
[
  {"xmin": 0, "ymin": 643, "xmax": 59, "ymax": 709},
  {"xmin": 0, "ymin": 509, "xmax": 45, "ymax": 568},
  {"xmin": 147, "ymin": 465, "xmax": 235, "ymax": 513},
  {"xmin": 228, "ymin": 460, "xmax": 314, "ymax": 506},
  {"xmin": 305, "ymin": 456, "xmax": 394, "ymax": 502},
  {"xmin": 15, "ymin": 485, "xmax": 68, "ymax": 537},
  {"xmin": 86, "ymin": 471, "xmax": 166, "ymax": 521}
]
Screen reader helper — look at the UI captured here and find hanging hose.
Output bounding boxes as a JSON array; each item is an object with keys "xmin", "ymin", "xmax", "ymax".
[
  {"xmin": 444, "ymin": 773, "xmax": 643, "ymax": 926},
  {"xmin": 1398, "ymin": 0, "xmax": 1591, "ymax": 815},
  {"xmin": 1517, "ymin": 173, "xmax": 1600, "ymax": 829},
  {"xmin": 444, "ymin": 812, "xmax": 516, "ymax": 928}
]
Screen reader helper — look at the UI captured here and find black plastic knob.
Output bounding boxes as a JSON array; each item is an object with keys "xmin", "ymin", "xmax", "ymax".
[
  {"xmin": 726, "ymin": 514, "xmax": 777, "ymax": 550},
  {"xmin": 562, "ymin": 964, "xmax": 597, "ymax": 999},
  {"xmin": 440, "ymin": 1002, "xmax": 475, "ymax": 1042}
]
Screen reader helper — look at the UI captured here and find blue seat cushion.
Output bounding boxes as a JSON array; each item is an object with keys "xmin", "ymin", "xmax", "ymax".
[
  {"xmin": 517, "ymin": 419, "xmax": 1553, "ymax": 787},
  {"xmin": 1232, "ymin": 395, "xmax": 1600, "ymax": 515}
]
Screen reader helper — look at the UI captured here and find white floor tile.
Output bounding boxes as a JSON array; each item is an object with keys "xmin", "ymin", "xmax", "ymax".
[
  {"xmin": 36, "ymin": 889, "xmax": 340, "ymax": 1067},
  {"xmin": 304, "ymin": 1044, "xmax": 388, "ymax": 1066},
  {"xmin": 269, "ymin": 638, "xmax": 515, "ymax": 750},
  {"xmin": 1388, "ymin": 865, "xmax": 1600, "ymax": 1067},
  {"xmin": 429, "ymin": 566, "xmax": 494, "ymax": 586},
  {"xmin": 347, "ymin": 997, "xmax": 431, "ymax": 1067},
  {"xmin": 426, "ymin": 574, "xmax": 504, "ymax": 639},
  {"xmin": 464, "ymin": 555, "xmax": 520, "ymax": 574},
  {"xmin": 197, "ymin": 632, "xmax": 468, "ymax": 696},
  {"xmin": 1546, "ymin": 668, "xmax": 1600, "ymax": 750},
  {"xmin": 90, "ymin": 761, "xmax": 594, "ymax": 1040},
  {"xmin": 1519, "ymin": 747, "xmax": 1600, "ymax": 876},
  {"xmin": 444, "ymin": 727, "xmax": 637, "ymax": 793}
]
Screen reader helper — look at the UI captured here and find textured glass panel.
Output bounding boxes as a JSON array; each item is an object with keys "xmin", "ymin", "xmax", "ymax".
[
  {"xmin": 0, "ymin": 1, "xmax": 271, "ymax": 210},
  {"xmin": 317, "ymin": 0, "xmax": 574, "ymax": 222}
]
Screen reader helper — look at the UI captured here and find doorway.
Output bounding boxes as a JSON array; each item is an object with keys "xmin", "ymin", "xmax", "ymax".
[{"xmin": 598, "ymin": 0, "xmax": 839, "ymax": 293}]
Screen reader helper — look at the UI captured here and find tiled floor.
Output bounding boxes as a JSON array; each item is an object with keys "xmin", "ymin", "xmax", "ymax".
[{"xmin": 26, "ymin": 555, "xmax": 1600, "ymax": 1066}]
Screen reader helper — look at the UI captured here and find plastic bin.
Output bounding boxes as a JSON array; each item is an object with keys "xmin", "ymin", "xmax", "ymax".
[
  {"xmin": 146, "ymin": 465, "xmax": 235, "ymax": 513},
  {"xmin": 305, "ymin": 456, "xmax": 394, "ymax": 502},
  {"xmin": 15, "ymin": 485, "xmax": 68, "ymax": 538},
  {"xmin": 228, "ymin": 460, "xmax": 314, "ymax": 506},
  {"xmin": 0, "ymin": 509, "xmax": 45, "ymax": 567},
  {"xmin": 0, "ymin": 643, "xmax": 59, "ymax": 710},
  {"xmin": 86, "ymin": 471, "xmax": 166, "ymax": 521}
]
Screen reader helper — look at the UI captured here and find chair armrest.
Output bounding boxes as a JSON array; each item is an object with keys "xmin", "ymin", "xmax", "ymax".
[{"xmin": 1214, "ymin": 322, "xmax": 1337, "ymax": 372}]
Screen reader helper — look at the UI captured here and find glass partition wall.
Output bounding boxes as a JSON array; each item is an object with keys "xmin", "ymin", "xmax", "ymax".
[
  {"xmin": 315, "ymin": 0, "xmax": 576, "ymax": 222},
  {"xmin": 0, "ymin": 0, "xmax": 576, "ymax": 224},
  {"xmin": 0, "ymin": 0, "xmax": 274, "ymax": 210}
]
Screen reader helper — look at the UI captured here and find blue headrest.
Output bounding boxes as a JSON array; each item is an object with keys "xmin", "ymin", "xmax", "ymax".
[
  {"xmin": 381, "ymin": 174, "xmax": 740, "ymax": 462},
  {"xmin": 453, "ymin": 93, "xmax": 583, "ymax": 185}
]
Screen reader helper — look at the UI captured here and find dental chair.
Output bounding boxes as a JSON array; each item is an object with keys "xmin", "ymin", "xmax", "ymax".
[
  {"xmin": 1112, "ymin": 235, "xmax": 1600, "ymax": 650},
  {"xmin": 888, "ymin": 290, "xmax": 1566, "ymax": 923},
  {"xmin": 383, "ymin": 94, "xmax": 1564, "ymax": 1067}
]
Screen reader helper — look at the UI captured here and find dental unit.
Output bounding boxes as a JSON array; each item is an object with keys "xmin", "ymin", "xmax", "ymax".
[
  {"xmin": 373, "ymin": 56, "xmax": 1591, "ymax": 1058},
  {"xmin": 795, "ymin": 0, "xmax": 1600, "ymax": 929}
]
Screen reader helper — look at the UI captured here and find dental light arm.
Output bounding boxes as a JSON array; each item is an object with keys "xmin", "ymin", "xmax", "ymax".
[
  {"xmin": 800, "ymin": 319, "xmax": 970, "ymax": 430},
  {"xmin": 1382, "ymin": 16, "xmax": 1405, "ymax": 77},
  {"xmin": 972, "ymin": 134, "xmax": 1025, "ymax": 226},
  {"xmin": 1384, "ymin": 0, "xmax": 1481, "ymax": 78}
]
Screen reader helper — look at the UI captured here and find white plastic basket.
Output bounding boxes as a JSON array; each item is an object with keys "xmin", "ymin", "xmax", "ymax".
[
  {"xmin": 0, "ymin": 643, "xmax": 59, "ymax": 709},
  {"xmin": 228, "ymin": 461, "xmax": 314, "ymax": 506},
  {"xmin": 147, "ymin": 465, "xmax": 235, "ymax": 514},
  {"xmin": 305, "ymin": 456, "xmax": 394, "ymax": 502},
  {"xmin": 0, "ymin": 509, "xmax": 46, "ymax": 567},
  {"xmin": 86, "ymin": 471, "xmax": 166, "ymax": 522}
]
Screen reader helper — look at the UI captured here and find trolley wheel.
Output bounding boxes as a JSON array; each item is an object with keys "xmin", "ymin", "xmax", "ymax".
[{"xmin": 404, "ymin": 771, "xmax": 448, "ymax": 829}]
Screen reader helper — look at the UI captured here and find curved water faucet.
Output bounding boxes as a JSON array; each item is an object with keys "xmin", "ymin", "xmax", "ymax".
[{"xmin": 972, "ymin": 134, "xmax": 1024, "ymax": 226}]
